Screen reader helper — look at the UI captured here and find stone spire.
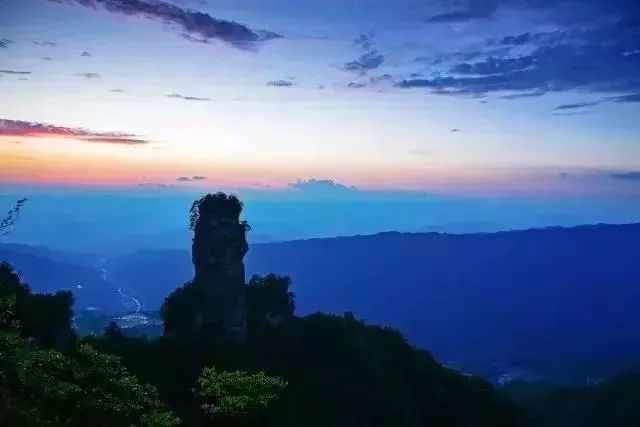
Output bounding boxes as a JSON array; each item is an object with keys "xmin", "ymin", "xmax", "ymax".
[{"xmin": 190, "ymin": 193, "xmax": 249, "ymax": 341}]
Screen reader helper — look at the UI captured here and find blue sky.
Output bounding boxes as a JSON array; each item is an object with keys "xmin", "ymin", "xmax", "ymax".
[
  {"xmin": 1, "ymin": 0, "xmax": 639, "ymax": 192},
  {"xmin": 0, "ymin": 0, "xmax": 639, "ymax": 248}
]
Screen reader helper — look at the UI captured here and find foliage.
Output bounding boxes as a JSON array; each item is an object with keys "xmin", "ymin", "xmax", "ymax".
[
  {"xmin": 0, "ymin": 197, "xmax": 27, "ymax": 236},
  {"xmin": 196, "ymin": 366, "xmax": 286, "ymax": 419},
  {"xmin": 0, "ymin": 275, "xmax": 179, "ymax": 426},
  {"xmin": 0, "ymin": 261, "xmax": 76, "ymax": 350},
  {"xmin": 246, "ymin": 274, "xmax": 295, "ymax": 332},
  {"xmin": 160, "ymin": 280, "xmax": 204, "ymax": 334},
  {"xmin": 189, "ymin": 192, "xmax": 249, "ymax": 231},
  {"xmin": 504, "ymin": 375, "xmax": 640, "ymax": 427}
]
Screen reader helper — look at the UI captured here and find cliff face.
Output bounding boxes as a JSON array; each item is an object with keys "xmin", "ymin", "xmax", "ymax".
[{"xmin": 190, "ymin": 193, "xmax": 248, "ymax": 341}]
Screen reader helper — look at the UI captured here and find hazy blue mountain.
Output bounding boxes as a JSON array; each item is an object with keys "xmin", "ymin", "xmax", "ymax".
[
  {"xmin": 2, "ymin": 223, "xmax": 640, "ymax": 380},
  {"xmin": 0, "ymin": 243, "xmax": 122, "ymax": 312}
]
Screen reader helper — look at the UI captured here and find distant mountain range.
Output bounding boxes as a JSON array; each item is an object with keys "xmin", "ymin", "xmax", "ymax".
[{"xmin": 2, "ymin": 222, "xmax": 640, "ymax": 381}]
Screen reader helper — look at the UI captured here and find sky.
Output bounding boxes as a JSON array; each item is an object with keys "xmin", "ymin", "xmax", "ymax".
[
  {"xmin": 0, "ymin": 0, "xmax": 640, "ymax": 250},
  {"xmin": 0, "ymin": 0, "xmax": 638, "ymax": 193}
]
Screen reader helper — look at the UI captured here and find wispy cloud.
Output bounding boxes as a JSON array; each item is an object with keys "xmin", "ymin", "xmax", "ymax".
[
  {"xmin": 289, "ymin": 178, "xmax": 357, "ymax": 193},
  {"xmin": 33, "ymin": 40, "xmax": 58, "ymax": 47},
  {"xmin": 553, "ymin": 111, "xmax": 592, "ymax": 116},
  {"xmin": 344, "ymin": 50, "xmax": 384, "ymax": 74},
  {"xmin": 611, "ymin": 93, "xmax": 640, "ymax": 103},
  {"xmin": 427, "ymin": 0, "xmax": 500, "ymax": 23},
  {"xmin": 48, "ymin": 0, "xmax": 282, "ymax": 49},
  {"xmin": 266, "ymin": 79, "xmax": 294, "ymax": 87},
  {"xmin": 137, "ymin": 182, "xmax": 172, "ymax": 188},
  {"xmin": 552, "ymin": 93, "xmax": 640, "ymax": 111},
  {"xmin": 0, "ymin": 69, "xmax": 31, "ymax": 75},
  {"xmin": 176, "ymin": 175, "xmax": 208, "ymax": 182},
  {"xmin": 398, "ymin": 6, "xmax": 640, "ymax": 100},
  {"xmin": 500, "ymin": 91, "xmax": 546, "ymax": 100},
  {"xmin": 0, "ymin": 118, "xmax": 150, "ymax": 145},
  {"xmin": 75, "ymin": 72, "xmax": 102, "ymax": 79},
  {"xmin": 553, "ymin": 101, "xmax": 601, "ymax": 111},
  {"xmin": 353, "ymin": 33, "xmax": 374, "ymax": 51},
  {"xmin": 611, "ymin": 171, "xmax": 640, "ymax": 181},
  {"xmin": 2, "ymin": 154, "xmax": 35, "ymax": 161},
  {"xmin": 166, "ymin": 93, "xmax": 210, "ymax": 101}
]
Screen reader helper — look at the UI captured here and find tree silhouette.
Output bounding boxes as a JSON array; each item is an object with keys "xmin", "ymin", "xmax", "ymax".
[
  {"xmin": 0, "ymin": 198, "xmax": 27, "ymax": 236},
  {"xmin": 246, "ymin": 274, "xmax": 295, "ymax": 332}
]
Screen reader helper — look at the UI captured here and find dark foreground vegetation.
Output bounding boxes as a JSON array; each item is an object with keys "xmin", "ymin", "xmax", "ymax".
[{"xmin": 1, "ymin": 194, "xmax": 639, "ymax": 426}]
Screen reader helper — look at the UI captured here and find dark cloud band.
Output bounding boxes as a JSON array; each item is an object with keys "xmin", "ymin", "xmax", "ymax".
[
  {"xmin": 48, "ymin": 0, "xmax": 282, "ymax": 48},
  {"xmin": 0, "ymin": 118, "xmax": 150, "ymax": 145}
]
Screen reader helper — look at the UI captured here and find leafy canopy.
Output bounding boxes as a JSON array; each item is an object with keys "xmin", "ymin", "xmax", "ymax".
[{"xmin": 197, "ymin": 366, "xmax": 286, "ymax": 418}]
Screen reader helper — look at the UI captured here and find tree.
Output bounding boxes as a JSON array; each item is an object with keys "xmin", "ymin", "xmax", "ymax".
[
  {"xmin": 196, "ymin": 366, "xmax": 286, "ymax": 420},
  {"xmin": 0, "ymin": 296, "xmax": 179, "ymax": 427},
  {"xmin": 0, "ymin": 198, "xmax": 27, "ymax": 236},
  {"xmin": 246, "ymin": 274, "xmax": 295, "ymax": 332},
  {"xmin": 0, "ymin": 261, "xmax": 76, "ymax": 351}
]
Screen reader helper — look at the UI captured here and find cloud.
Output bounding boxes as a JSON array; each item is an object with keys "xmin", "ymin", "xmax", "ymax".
[
  {"xmin": 500, "ymin": 91, "xmax": 546, "ymax": 99},
  {"xmin": 552, "ymin": 111, "xmax": 592, "ymax": 116},
  {"xmin": 427, "ymin": 0, "xmax": 500, "ymax": 22},
  {"xmin": 75, "ymin": 72, "xmax": 102, "ymax": 79},
  {"xmin": 343, "ymin": 50, "xmax": 384, "ymax": 73},
  {"xmin": 397, "ymin": 9, "xmax": 640, "ymax": 100},
  {"xmin": 610, "ymin": 93, "xmax": 640, "ymax": 103},
  {"xmin": 0, "ymin": 69, "xmax": 31, "ymax": 75},
  {"xmin": 551, "ymin": 93, "xmax": 640, "ymax": 111},
  {"xmin": 611, "ymin": 171, "xmax": 640, "ymax": 181},
  {"xmin": 553, "ymin": 93, "xmax": 640, "ymax": 111},
  {"xmin": 288, "ymin": 178, "xmax": 357, "ymax": 195},
  {"xmin": 48, "ymin": 0, "xmax": 282, "ymax": 49},
  {"xmin": 353, "ymin": 33, "xmax": 374, "ymax": 51},
  {"xmin": 266, "ymin": 79, "xmax": 294, "ymax": 87},
  {"xmin": 347, "ymin": 82, "xmax": 366, "ymax": 88},
  {"xmin": 166, "ymin": 93, "xmax": 210, "ymax": 101},
  {"xmin": 137, "ymin": 182, "xmax": 171, "ymax": 188},
  {"xmin": 367, "ymin": 73, "xmax": 393, "ymax": 85},
  {"xmin": 0, "ymin": 39, "xmax": 13, "ymax": 48},
  {"xmin": 500, "ymin": 32, "xmax": 533, "ymax": 46},
  {"xmin": 85, "ymin": 137, "xmax": 150, "ymax": 144},
  {"xmin": 175, "ymin": 175, "xmax": 207, "ymax": 181},
  {"xmin": 81, "ymin": 51, "xmax": 91, "ymax": 57},
  {"xmin": 33, "ymin": 40, "xmax": 58, "ymax": 47},
  {"xmin": 426, "ymin": 0, "xmax": 640, "ymax": 24},
  {"xmin": 0, "ymin": 118, "xmax": 150, "ymax": 145},
  {"xmin": 553, "ymin": 101, "xmax": 601, "ymax": 111},
  {"xmin": 2, "ymin": 154, "xmax": 35, "ymax": 161}
]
